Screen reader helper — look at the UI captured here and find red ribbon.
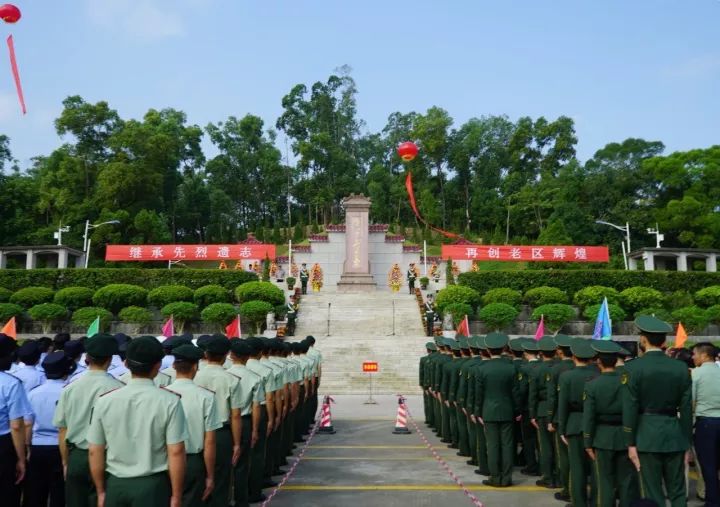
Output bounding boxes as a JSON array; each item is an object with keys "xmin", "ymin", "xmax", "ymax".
[
  {"xmin": 6, "ymin": 35, "xmax": 26, "ymax": 114},
  {"xmin": 404, "ymin": 172, "xmax": 459, "ymax": 239}
]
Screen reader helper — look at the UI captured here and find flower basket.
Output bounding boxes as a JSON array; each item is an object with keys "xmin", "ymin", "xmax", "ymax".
[
  {"xmin": 388, "ymin": 264, "xmax": 403, "ymax": 292},
  {"xmin": 310, "ymin": 264, "xmax": 323, "ymax": 292}
]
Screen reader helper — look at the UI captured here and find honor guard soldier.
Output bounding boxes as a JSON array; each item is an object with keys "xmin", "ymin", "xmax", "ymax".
[
  {"xmin": 285, "ymin": 298, "xmax": 297, "ymax": 336},
  {"xmin": 193, "ymin": 335, "xmax": 244, "ymax": 507},
  {"xmin": 420, "ymin": 342, "xmax": 437, "ymax": 427},
  {"xmin": 470, "ymin": 336, "xmax": 491, "ymax": 476},
  {"xmin": 424, "ymin": 295, "xmax": 436, "ymax": 337},
  {"xmin": 168, "ymin": 344, "xmax": 223, "ymax": 507},
  {"xmin": 15, "ymin": 340, "xmax": 45, "ymax": 393},
  {"xmin": 529, "ymin": 336, "xmax": 559, "ymax": 488},
  {"xmin": 623, "ymin": 316, "xmax": 692, "ymax": 507},
  {"xmin": 54, "ymin": 334, "xmax": 124, "ymax": 507},
  {"xmin": 547, "ymin": 334, "xmax": 575, "ymax": 502},
  {"xmin": 407, "ymin": 263, "xmax": 417, "ymax": 294},
  {"xmin": 463, "ymin": 337, "xmax": 482, "ymax": 467},
  {"xmin": 584, "ymin": 340, "xmax": 639, "ymax": 507},
  {"xmin": 442, "ymin": 339, "xmax": 462, "ymax": 448},
  {"xmin": 24, "ymin": 352, "xmax": 76, "ymax": 507},
  {"xmin": 299, "ymin": 264, "xmax": 310, "ymax": 295},
  {"xmin": 453, "ymin": 337, "xmax": 473, "ymax": 458},
  {"xmin": 518, "ymin": 339, "xmax": 541, "ymax": 477}
]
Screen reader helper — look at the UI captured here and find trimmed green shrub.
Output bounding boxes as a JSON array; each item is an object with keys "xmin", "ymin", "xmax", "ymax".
[
  {"xmin": 705, "ymin": 305, "xmax": 720, "ymax": 325},
  {"xmin": 695, "ymin": 286, "xmax": 720, "ymax": 308},
  {"xmin": 664, "ymin": 290, "xmax": 695, "ymax": 311},
  {"xmin": 482, "ymin": 288, "xmax": 522, "ymax": 309},
  {"xmin": 634, "ymin": 307, "xmax": 673, "ymax": 322},
  {"xmin": 671, "ymin": 306, "xmax": 710, "ymax": 334},
  {"xmin": 194, "ymin": 285, "xmax": 231, "ymax": 308},
  {"xmin": 72, "ymin": 307, "xmax": 113, "ymax": 330},
  {"xmin": 420, "ymin": 276, "xmax": 430, "ymax": 288},
  {"xmin": 235, "ymin": 282, "xmax": 285, "ymax": 307},
  {"xmin": 54, "ymin": 287, "xmax": 94, "ymax": 311},
  {"xmin": 28, "ymin": 303, "xmax": 68, "ymax": 334},
  {"xmin": 274, "ymin": 304, "xmax": 287, "ymax": 320},
  {"xmin": 240, "ymin": 300, "xmax": 273, "ymax": 333},
  {"xmin": 10, "ymin": 286, "xmax": 55, "ymax": 309},
  {"xmin": 573, "ymin": 286, "xmax": 620, "ymax": 310},
  {"xmin": 161, "ymin": 302, "xmax": 199, "ymax": 333},
  {"xmin": 285, "ymin": 277, "xmax": 296, "ymax": 289},
  {"xmin": 93, "ymin": 284, "xmax": 148, "ymax": 314},
  {"xmin": 0, "ymin": 303, "xmax": 23, "ymax": 323},
  {"xmin": 201, "ymin": 303, "xmax": 238, "ymax": 330},
  {"xmin": 0, "ymin": 288, "xmax": 12, "ymax": 303},
  {"xmin": 118, "ymin": 306, "xmax": 153, "ymax": 331},
  {"xmin": 532, "ymin": 304, "xmax": 576, "ymax": 333},
  {"xmin": 435, "ymin": 285, "xmax": 482, "ymax": 315},
  {"xmin": 524, "ymin": 286, "xmax": 568, "ymax": 307},
  {"xmin": 619, "ymin": 287, "xmax": 664, "ymax": 315},
  {"xmin": 147, "ymin": 285, "xmax": 194, "ymax": 308},
  {"xmin": 444, "ymin": 303, "xmax": 474, "ymax": 327},
  {"xmin": 478, "ymin": 303, "xmax": 519, "ymax": 331},
  {"xmin": 583, "ymin": 303, "xmax": 627, "ymax": 322}
]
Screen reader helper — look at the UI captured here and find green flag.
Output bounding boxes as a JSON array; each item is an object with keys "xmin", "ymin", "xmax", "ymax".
[{"xmin": 87, "ymin": 316, "xmax": 100, "ymax": 338}]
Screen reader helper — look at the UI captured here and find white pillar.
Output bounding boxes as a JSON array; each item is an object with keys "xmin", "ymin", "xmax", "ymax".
[
  {"xmin": 25, "ymin": 249, "xmax": 36, "ymax": 269},
  {"xmin": 643, "ymin": 251, "xmax": 655, "ymax": 271},
  {"xmin": 628, "ymin": 257, "xmax": 638, "ymax": 270},
  {"xmin": 58, "ymin": 249, "xmax": 69, "ymax": 269},
  {"xmin": 677, "ymin": 253, "xmax": 688, "ymax": 272},
  {"xmin": 707, "ymin": 255, "xmax": 717, "ymax": 273},
  {"xmin": 0, "ymin": 251, "xmax": 5, "ymax": 269}
]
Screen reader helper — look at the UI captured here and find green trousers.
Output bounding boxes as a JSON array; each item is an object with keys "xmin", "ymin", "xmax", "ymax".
[
  {"xmin": 66, "ymin": 447, "xmax": 95, "ymax": 507},
  {"xmin": 594, "ymin": 448, "xmax": 639, "ymax": 507},
  {"xmin": 567, "ymin": 435, "xmax": 593, "ymax": 506},
  {"xmin": 520, "ymin": 413, "xmax": 538, "ymax": 472},
  {"xmin": 537, "ymin": 418, "xmax": 557, "ymax": 484},
  {"xmin": 475, "ymin": 420, "xmax": 489, "ymax": 475},
  {"xmin": 467, "ymin": 417, "xmax": 478, "ymax": 464},
  {"xmin": 441, "ymin": 401, "xmax": 451, "ymax": 442},
  {"xmin": 182, "ymin": 453, "xmax": 206, "ymax": 507},
  {"xmin": 105, "ymin": 472, "xmax": 170, "ymax": 507},
  {"xmin": 555, "ymin": 431, "xmax": 570, "ymax": 495},
  {"xmin": 449, "ymin": 403, "xmax": 458, "ymax": 446},
  {"xmin": 638, "ymin": 451, "xmax": 686, "ymax": 507},
  {"xmin": 210, "ymin": 426, "xmax": 232, "ymax": 507},
  {"xmin": 456, "ymin": 406, "xmax": 470, "ymax": 456},
  {"xmin": 233, "ymin": 415, "xmax": 253, "ymax": 507},
  {"xmin": 484, "ymin": 422, "xmax": 514, "ymax": 486},
  {"xmin": 433, "ymin": 397, "xmax": 441, "ymax": 433},
  {"xmin": 249, "ymin": 407, "xmax": 268, "ymax": 501},
  {"xmin": 423, "ymin": 392, "xmax": 431, "ymax": 424}
]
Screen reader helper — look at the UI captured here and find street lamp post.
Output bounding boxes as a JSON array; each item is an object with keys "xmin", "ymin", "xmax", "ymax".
[
  {"xmin": 595, "ymin": 220, "xmax": 631, "ymax": 270},
  {"xmin": 83, "ymin": 220, "xmax": 120, "ymax": 268},
  {"xmin": 647, "ymin": 224, "xmax": 664, "ymax": 249},
  {"xmin": 54, "ymin": 224, "xmax": 70, "ymax": 246}
]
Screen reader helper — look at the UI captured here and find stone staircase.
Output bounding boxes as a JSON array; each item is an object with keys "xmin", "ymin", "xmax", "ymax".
[{"xmin": 292, "ymin": 289, "xmax": 427, "ymax": 395}]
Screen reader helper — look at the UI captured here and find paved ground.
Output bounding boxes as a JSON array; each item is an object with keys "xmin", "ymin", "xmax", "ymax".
[{"xmin": 265, "ymin": 395, "xmax": 706, "ymax": 507}]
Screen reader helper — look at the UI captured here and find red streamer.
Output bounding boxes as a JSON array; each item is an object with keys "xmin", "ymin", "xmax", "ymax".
[
  {"xmin": 404, "ymin": 172, "xmax": 459, "ymax": 239},
  {"xmin": 6, "ymin": 35, "xmax": 26, "ymax": 115}
]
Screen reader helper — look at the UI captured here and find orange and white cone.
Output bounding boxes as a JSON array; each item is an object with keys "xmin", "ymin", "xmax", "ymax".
[
  {"xmin": 318, "ymin": 395, "xmax": 336, "ymax": 434},
  {"xmin": 393, "ymin": 395, "xmax": 411, "ymax": 434}
]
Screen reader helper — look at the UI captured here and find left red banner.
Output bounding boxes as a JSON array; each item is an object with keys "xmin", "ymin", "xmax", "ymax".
[{"xmin": 105, "ymin": 244, "xmax": 277, "ymax": 262}]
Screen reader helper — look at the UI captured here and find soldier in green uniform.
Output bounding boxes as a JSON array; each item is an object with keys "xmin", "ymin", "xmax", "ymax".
[
  {"xmin": 193, "ymin": 336, "xmax": 244, "ymax": 507},
  {"xmin": 421, "ymin": 342, "xmax": 437, "ymax": 427},
  {"xmin": 529, "ymin": 336, "xmax": 559, "ymax": 488},
  {"xmin": 437, "ymin": 340, "xmax": 455, "ymax": 444},
  {"xmin": 460, "ymin": 337, "xmax": 482, "ymax": 466},
  {"xmin": 428, "ymin": 337, "xmax": 445, "ymax": 435},
  {"xmin": 260, "ymin": 338, "xmax": 287, "ymax": 481},
  {"xmin": 442, "ymin": 339, "xmax": 462, "ymax": 448},
  {"xmin": 475, "ymin": 333, "xmax": 520, "ymax": 487},
  {"xmin": 87, "ymin": 336, "xmax": 188, "ymax": 507},
  {"xmin": 558, "ymin": 338, "xmax": 599, "ymax": 507},
  {"xmin": 168, "ymin": 344, "xmax": 223, "ymax": 507},
  {"xmin": 508, "ymin": 339, "xmax": 526, "ymax": 468},
  {"xmin": 53, "ymin": 334, "xmax": 124, "ymax": 507},
  {"xmin": 407, "ymin": 263, "xmax": 417, "ymax": 294},
  {"xmin": 519, "ymin": 339, "xmax": 540, "ymax": 476},
  {"xmin": 470, "ymin": 336, "xmax": 491, "ymax": 476},
  {"xmin": 584, "ymin": 340, "xmax": 638, "ymax": 507},
  {"xmin": 454, "ymin": 337, "xmax": 474, "ymax": 457},
  {"xmin": 304, "ymin": 336, "xmax": 322, "ymax": 423},
  {"xmin": 547, "ymin": 334, "xmax": 575, "ymax": 502},
  {"xmin": 622, "ymin": 316, "xmax": 692, "ymax": 507},
  {"xmin": 299, "ymin": 264, "xmax": 310, "ymax": 294}
]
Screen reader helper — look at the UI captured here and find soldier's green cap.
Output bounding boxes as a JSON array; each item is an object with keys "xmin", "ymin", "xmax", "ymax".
[
  {"xmin": 444, "ymin": 338, "xmax": 460, "ymax": 351},
  {"xmin": 476, "ymin": 336, "xmax": 487, "ymax": 350},
  {"xmin": 522, "ymin": 340, "xmax": 539, "ymax": 352},
  {"xmin": 434, "ymin": 336, "xmax": 443, "ymax": 346},
  {"xmin": 570, "ymin": 339, "xmax": 596, "ymax": 359},
  {"xmin": 509, "ymin": 339, "xmax": 525, "ymax": 352},
  {"xmin": 457, "ymin": 336, "xmax": 470, "ymax": 350},
  {"xmin": 230, "ymin": 339, "xmax": 254, "ymax": 357},
  {"xmin": 485, "ymin": 332, "xmax": 509, "ymax": 349},
  {"xmin": 590, "ymin": 340, "xmax": 624, "ymax": 355},
  {"xmin": 173, "ymin": 344, "xmax": 204, "ymax": 362},
  {"xmin": 85, "ymin": 334, "xmax": 118, "ymax": 358},
  {"xmin": 425, "ymin": 342, "xmax": 437, "ymax": 351},
  {"xmin": 554, "ymin": 334, "xmax": 573, "ymax": 347},
  {"xmin": 538, "ymin": 337, "xmax": 557, "ymax": 352},
  {"xmin": 634, "ymin": 315, "xmax": 673, "ymax": 334},
  {"xmin": 126, "ymin": 336, "xmax": 165, "ymax": 366},
  {"xmin": 205, "ymin": 335, "xmax": 231, "ymax": 355}
]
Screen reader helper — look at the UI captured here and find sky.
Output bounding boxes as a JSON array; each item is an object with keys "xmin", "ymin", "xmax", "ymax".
[{"xmin": 1, "ymin": 0, "xmax": 719, "ymax": 168}]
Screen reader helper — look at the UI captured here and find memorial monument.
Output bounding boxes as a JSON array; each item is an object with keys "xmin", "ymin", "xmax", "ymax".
[{"xmin": 337, "ymin": 194, "xmax": 377, "ymax": 292}]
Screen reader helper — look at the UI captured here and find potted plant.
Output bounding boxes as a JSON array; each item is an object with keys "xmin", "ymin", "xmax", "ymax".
[
  {"xmin": 420, "ymin": 277, "xmax": 429, "ymax": 290},
  {"xmin": 286, "ymin": 276, "xmax": 296, "ymax": 291}
]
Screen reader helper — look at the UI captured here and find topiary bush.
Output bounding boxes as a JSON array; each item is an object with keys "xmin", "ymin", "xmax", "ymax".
[
  {"xmin": 478, "ymin": 303, "xmax": 519, "ymax": 331},
  {"xmin": 619, "ymin": 287, "xmax": 664, "ymax": 315},
  {"xmin": 235, "ymin": 281, "xmax": 285, "ymax": 307},
  {"xmin": 147, "ymin": 285, "xmax": 194, "ymax": 308},
  {"xmin": 664, "ymin": 290, "xmax": 695, "ymax": 311},
  {"xmin": 524, "ymin": 286, "xmax": 568, "ymax": 307},
  {"xmin": 274, "ymin": 304, "xmax": 287, "ymax": 320},
  {"xmin": 93, "ymin": 284, "xmax": 148, "ymax": 314},
  {"xmin": 10, "ymin": 286, "xmax": 55, "ymax": 309},
  {"xmin": 583, "ymin": 303, "xmax": 627, "ymax": 322},
  {"xmin": 705, "ymin": 305, "xmax": 720, "ymax": 325},
  {"xmin": 634, "ymin": 307, "xmax": 673, "ymax": 322},
  {"xmin": 573, "ymin": 286, "xmax": 620, "ymax": 311},
  {"xmin": 240, "ymin": 300, "xmax": 274, "ymax": 333},
  {"xmin": 201, "ymin": 303, "xmax": 238, "ymax": 330},
  {"xmin": 72, "ymin": 307, "xmax": 113, "ymax": 330},
  {"xmin": 435, "ymin": 285, "xmax": 482, "ymax": 315},
  {"xmin": 482, "ymin": 288, "xmax": 522, "ymax": 309},
  {"xmin": 671, "ymin": 306, "xmax": 710, "ymax": 334},
  {"xmin": 532, "ymin": 304, "xmax": 576, "ymax": 333},
  {"xmin": 0, "ymin": 303, "xmax": 23, "ymax": 323},
  {"xmin": 28, "ymin": 303, "xmax": 68, "ymax": 334},
  {"xmin": 695, "ymin": 286, "xmax": 720, "ymax": 308},
  {"xmin": 161, "ymin": 302, "xmax": 199, "ymax": 333},
  {"xmin": 194, "ymin": 285, "xmax": 231, "ymax": 308},
  {"xmin": 54, "ymin": 287, "xmax": 94, "ymax": 311},
  {"xmin": 118, "ymin": 306, "xmax": 154, "ymax": 332},
  {"xmin": 443, "ymin": 303, "xmax": 474, "ymax": 327},
  {"xmin": 0, "ymin": 288, "xmax": 12, "ymax": 303}
]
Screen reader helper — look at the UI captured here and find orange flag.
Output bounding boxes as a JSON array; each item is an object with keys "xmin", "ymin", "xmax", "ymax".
[
  {"xmin": 456, "ymin": 315, "xmax": 470, "ymax": 337},
  {"xmin": 674, "ymin": 322, "xmax": 688, "ymax": 349},
  {"xmin": 1, "ymin": 316, "xmax": 17, "ymax": 340}
]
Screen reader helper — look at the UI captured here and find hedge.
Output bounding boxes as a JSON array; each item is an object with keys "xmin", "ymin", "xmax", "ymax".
[
  {"xmin": 619, "ymin": 287, "xmax": 664, "ymax": 315},
  {"xmin": 531, "ymin": 304, "xmax": 576, "ymax": 333},
  {"xmin": 193, "ymin": 285, "xmax": 232, "ymax": 308},
  {"xmin": 583, "ymin": 303, "xmax": 627, "ymax": 322},
  {"xmin": 28, "ymin": 303, "xmax": 68, "ymax": 333},
  {"xmin": 435, "ymin": 285, "xmax": 481, "ymax": 315},
  {"xmin": 458, "ymin": 271, "xmax": 720, "ymax": 299},
  {"xmin": 444, "ymin": 303, "xmax": 474, "ymax": 327},
  {"xmin": 0, "ymin": 268, "xmax": 258, "ymax": 292},
  {"xmin": 671, "ymin": 306, "xmax": 710, "ymax": 333},
  {"xmin": 54, "ymin": 287, "xmax": 94, "ymax": 311},
  {"xmin": 118, "ymin": 306, "xmax": 154, "ymax": 326},
  {"xmin": 478, "ymin": 303, "xmax": 519, "ymax": 331},
  {"xmin": 93, "ymin": 284, "xmax": 148, "ymax": 314},
  {"xmin": 524, "ymin": 286, "xmax": 568, "ymax": 307},
  {"xmin": 240, "ymin": 300, "xmax": 273, "ymax": 333},
  {"xmin": 695, "ymin": 286, "xmax": 720, "ymax": 308},
  {"xmin": 72, "ymin": 307, "xmax": 113, "ymax": 330},
  {"xmin": 235, "ymin": 282, "xmax": 285, "ymax": 307},
  {"xmin": 147, "ymin": 285, "xmax": 194, "ymax": 308},
  {"xmin": 0, "ymin": 303, "xmax": 23, "ymax": 323},
  {"xmin": 10, "ymin": 287, "xmax": 55, "ymax": 309},
  {"xmin": 0, "ymin": 288, "xmax": 12, "ymax": 303},
  {"xmin": 201, "ymin": 303, "xmax": 239, "ymax": 328}
]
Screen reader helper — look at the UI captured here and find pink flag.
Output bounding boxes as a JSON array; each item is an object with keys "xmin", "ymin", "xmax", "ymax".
[
  {"xmin": 534, "ymin": 314, "xmax": 545, "ymax": 341},
  {"xmin": 456, "ymin": 315, "xmax": 470, "ymax": 337},
  {"xmin": 161, "ymin": 316, "xmax": 174, "ymax": 338},
  {"xmin": 226, "ymin": 315, "xmax": 241, "ymax": 339}
]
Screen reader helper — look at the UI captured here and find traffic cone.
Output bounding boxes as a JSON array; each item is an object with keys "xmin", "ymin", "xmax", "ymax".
[
  {"xmin": 392, "ymin": 395, "xmax": 411, "ymax": 434},
  {"xmin": 318, "ymin": 395, "xmax": 336, "ymax": 434}
]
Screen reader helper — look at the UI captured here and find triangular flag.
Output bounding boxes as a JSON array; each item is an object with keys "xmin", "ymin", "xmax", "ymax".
[
  {"xmin": 674, "ymin": 322, "xmax": 688, "ymax": 349},
  {"xmin": 592, "ymin": 297, "xmax": 613, "ymax": 340},
  {"xmin": 456, "ymin": 315, "xmax": 470, "ymax": 337},
  {"xmin": 86, "ymin": 316, "xmax": 100, "ymax": 338},
  {"xmin": 226, "ymin": 315, "xmax": 241, "ymax": 339},
  {"xmin": 161, "ymin": 316, "xmax": 174, "ymax": 338},
  {"xmin": 534, "ymin": 315, "xmax": 545, "ymax": 341},
  {"xmin": 1, "ymin": 316, "xmax": 17, "ymax": 340}
]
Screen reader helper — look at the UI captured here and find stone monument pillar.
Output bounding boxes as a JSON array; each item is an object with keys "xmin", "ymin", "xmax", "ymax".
[{"xmin": 337, "ymin": 194, "xmax": 377, "ymax": 292}]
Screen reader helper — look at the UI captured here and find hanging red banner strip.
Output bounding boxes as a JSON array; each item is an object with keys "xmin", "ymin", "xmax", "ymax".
[
  {"xmin": 442, "ymin": 244, "xmax": 609, "ymax": 263},
  {"xmin": 404, "ymin": 172, "xmax": 459, "ymax": 239},
  {"xmin": 105, "ymin": 244, "xmax": 276, "ymax": 262},
  {"xmin": 6, "ymin": 35, "xmax": 26, "ymax": 114}
]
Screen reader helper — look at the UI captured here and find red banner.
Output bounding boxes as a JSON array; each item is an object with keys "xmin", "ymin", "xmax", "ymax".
[
  {"xmin": 405, "ymin": 172, "xmax": 459, "ymax": 239},
  {"xmin": 441, "ymin": 244, "xmax": 609, "ymax": 263},
  {"xmin": 105, "ymin": 244, "xmax": 277, "ymax": 262}
]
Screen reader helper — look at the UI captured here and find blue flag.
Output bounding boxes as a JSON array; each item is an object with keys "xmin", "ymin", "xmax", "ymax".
[{"xmin": 591, "ymin": 297, "xmax": 612, "ymax": 340}]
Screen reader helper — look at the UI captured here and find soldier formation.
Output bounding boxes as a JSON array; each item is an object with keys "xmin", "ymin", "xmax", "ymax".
[
  {"xmin": 0, "ymin": 332, "xmax": 322, "ymax": 507},
  {"xmin": 420, "ymin": 315, "xmax": 704, "ymax": 507}
]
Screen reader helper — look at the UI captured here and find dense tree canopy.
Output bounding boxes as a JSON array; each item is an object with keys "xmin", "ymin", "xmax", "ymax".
[{"xmin": 2, "ymin": 72, "xmax": 719, "ymax": 266}]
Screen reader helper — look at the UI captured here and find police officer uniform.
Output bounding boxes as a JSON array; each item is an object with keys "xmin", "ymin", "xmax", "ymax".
[
  {"xmin": 64, "ymin": 340, "xmax": 87, "ymax": 384},
  {"xmin": 15, "ymin": 341, "xmax": 46, "ymax": 393}
]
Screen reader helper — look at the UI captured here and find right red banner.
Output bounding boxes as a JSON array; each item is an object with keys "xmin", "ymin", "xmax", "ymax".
[{"xmin": 441, "ymin": 244, "xmax": 609, "ymax": 263}]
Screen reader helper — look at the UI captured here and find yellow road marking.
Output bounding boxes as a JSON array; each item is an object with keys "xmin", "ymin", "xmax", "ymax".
[
  {"xmin": 309, "ymin": 445, "xmax": 428, "ymax": 449},
  {"xmin": 303, "ymin": 457, "xmax": 455, "ymax": 461},
  {"xmin": 280, "ymin": 485, "xmax": 549, "ymax": 492}
]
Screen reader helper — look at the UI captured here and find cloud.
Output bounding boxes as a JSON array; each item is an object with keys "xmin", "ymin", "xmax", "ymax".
[
  {"xmin": 86, "ymin": 0, "xmax": 186, "ymax": 41},
  {"xmin": 662, "ymin": 54, "xmax": 720, "ymax": 80}
]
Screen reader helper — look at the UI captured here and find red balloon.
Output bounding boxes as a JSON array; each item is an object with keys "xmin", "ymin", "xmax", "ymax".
[
  {"xmin": 0, "ymin": 4, "xmax": 21, "ymax": 23},
  {"xmin": 397, "ymin": 141, "xmax": 418, "ymax": 162}
]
